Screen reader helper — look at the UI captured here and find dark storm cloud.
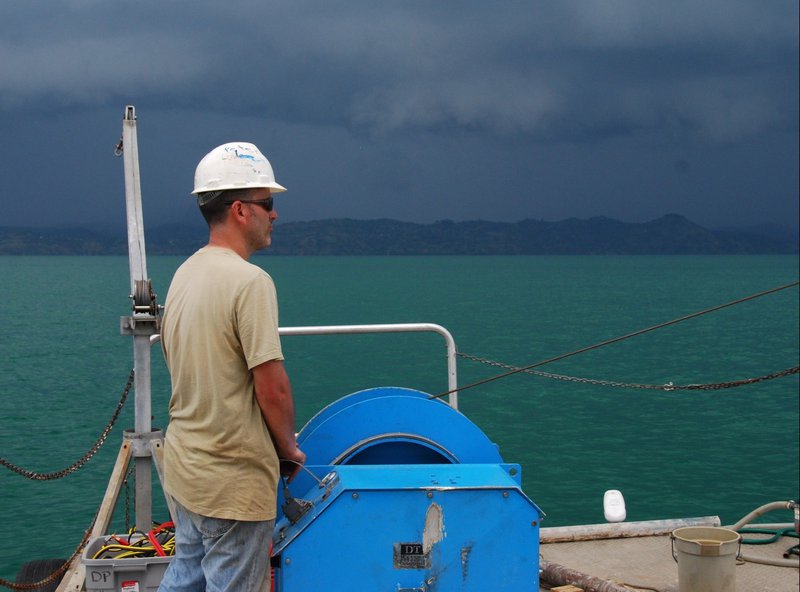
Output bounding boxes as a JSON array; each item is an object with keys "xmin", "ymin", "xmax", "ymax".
[{"xmin": 0, "ymin": 0, "xmax": 797, "ymax": 229}]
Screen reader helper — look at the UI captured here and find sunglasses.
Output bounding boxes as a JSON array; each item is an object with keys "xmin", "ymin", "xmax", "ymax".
[{"xmin": 225, "ymin": 197, "xmax": 274, "ymax": 212}]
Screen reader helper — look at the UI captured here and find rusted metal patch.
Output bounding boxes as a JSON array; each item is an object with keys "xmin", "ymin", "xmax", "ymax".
[{"xmin": 394, "ymin": 502, "xmax": 446, "ymax": 570}]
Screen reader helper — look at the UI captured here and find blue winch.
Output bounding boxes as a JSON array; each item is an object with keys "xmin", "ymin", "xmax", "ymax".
[{"xmin": 272, "ymin": 386, "xmax": 544, "ymax": 591}]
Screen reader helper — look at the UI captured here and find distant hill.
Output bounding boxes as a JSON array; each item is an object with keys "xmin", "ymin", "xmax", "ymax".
[{"xmin": 0, "ymin": 214, "xmax": 797, "ymax": 255}]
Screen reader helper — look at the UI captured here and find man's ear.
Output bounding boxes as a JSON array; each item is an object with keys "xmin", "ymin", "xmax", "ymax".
[{"xmin": 228, "ymin": 201, "xmax": 248, "ymax": 223}]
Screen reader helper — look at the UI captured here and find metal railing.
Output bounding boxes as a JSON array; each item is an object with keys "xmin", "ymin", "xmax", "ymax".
[
  {"xmin": 152, "ymin": 323, "xmax": 459, "ymax": 409},
  {"xmin": 279, "ymin": 323, "xmax": 459, "ymax": 409}
]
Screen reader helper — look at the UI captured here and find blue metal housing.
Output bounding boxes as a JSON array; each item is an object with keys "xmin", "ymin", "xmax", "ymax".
[{"xmin": 272, "ymin": 387, "xmax": 543, "ymax": 591}]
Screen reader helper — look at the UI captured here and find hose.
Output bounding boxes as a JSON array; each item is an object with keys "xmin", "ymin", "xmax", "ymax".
[
  {"xmin": 726, "ymin": 501, "xmax": 800, "ymax": 569},
  {"xmin": 737, "ymin": 527, "xmax": 798, "ymax": 545},
  {"xmin": 737, "ymin": 553, "xmax": 799, "ymax": 569},
  {"xmin": 728, "ymin": 501, "xmax": 794, "ymax": 531}
]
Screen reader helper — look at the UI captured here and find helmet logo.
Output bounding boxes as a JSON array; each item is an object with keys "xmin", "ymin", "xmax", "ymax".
[{"xmin": 221, "ymin": 144, "xmax": 265, "ymax": 164}]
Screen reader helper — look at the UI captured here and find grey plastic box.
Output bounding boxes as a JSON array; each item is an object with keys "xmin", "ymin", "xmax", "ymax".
[{"xmin": 82, "ymin": 535, "xmax": 171, "ymax": 592}]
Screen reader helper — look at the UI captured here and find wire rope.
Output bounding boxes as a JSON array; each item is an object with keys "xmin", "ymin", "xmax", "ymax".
[{"xmin": 431, "ymin": 280, "xmax": 799, "ymax": 400}]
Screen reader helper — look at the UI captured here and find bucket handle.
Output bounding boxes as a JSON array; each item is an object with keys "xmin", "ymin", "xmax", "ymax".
[{"xmin": 670, "ymin": 533, "xmax": 743, "ymax": 562}]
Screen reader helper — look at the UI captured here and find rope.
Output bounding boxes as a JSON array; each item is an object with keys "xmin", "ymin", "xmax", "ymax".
[
  {"xmin": 432, "ymin": 280, "xmax": 799, "ymax": 400},
  {"xmin": 0, "ymin": 369, "xmax": 134, "ymax": 480}
]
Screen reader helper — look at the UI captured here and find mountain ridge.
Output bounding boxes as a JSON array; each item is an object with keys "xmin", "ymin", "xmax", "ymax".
[{"xmin": 0, "ymin": 214, "xmax": 796, "ymax": 255}]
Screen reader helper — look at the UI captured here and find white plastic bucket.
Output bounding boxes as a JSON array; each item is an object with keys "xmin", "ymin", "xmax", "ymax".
[{"xmin": 671, "ymin": 526, "xmax": 741, "ymax": 592}]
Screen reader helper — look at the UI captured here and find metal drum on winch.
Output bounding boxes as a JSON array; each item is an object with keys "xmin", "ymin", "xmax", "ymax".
[{"xmin": 271, "ymin": 387, "xmax": 543, "ymax": 592}]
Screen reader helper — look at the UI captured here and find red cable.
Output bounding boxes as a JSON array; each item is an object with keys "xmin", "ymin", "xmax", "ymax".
[
  {"xmin": 147, "ymin": 530, "xmax": 166, "ymax": 557},
  {"xmin": 147, "ymin": 522, "xmax": 174, "ymax": 557}
]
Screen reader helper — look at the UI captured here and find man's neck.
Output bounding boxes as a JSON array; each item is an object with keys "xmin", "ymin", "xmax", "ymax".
[{"xmin": 207, "ymin": 227, "xmax": 251, "ymax": 260}]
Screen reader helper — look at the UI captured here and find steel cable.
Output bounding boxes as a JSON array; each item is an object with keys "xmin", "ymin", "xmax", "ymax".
[{"xmin": 432, "ymin": 280, "xmax": 799, "ymax": 400}]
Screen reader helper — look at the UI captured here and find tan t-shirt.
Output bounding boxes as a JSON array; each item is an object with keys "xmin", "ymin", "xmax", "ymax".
[{"xmin": 161, "ymin": 246, "xmax": 283, "ymax": 521}]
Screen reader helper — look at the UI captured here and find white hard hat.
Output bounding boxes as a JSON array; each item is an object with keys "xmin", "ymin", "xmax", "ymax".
[{"xmin": 192, "ymin": 142, "xmax": 287, "ymax": 198}]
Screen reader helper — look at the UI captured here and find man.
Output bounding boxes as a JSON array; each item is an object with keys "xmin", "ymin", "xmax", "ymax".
[{"xmin": 158, "ymin": 142, "xmax": 305, "ymax": 592}]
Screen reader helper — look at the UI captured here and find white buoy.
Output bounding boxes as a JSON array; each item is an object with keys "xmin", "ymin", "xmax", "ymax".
[{"xmin": 603, "ymin": 489, "xmax": 627, "ymax": 522}]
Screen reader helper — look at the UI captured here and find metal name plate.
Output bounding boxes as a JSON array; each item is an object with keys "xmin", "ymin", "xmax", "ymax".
[{"xmin": 393, "ymin": 542, "xmax": 431, "ymax": 569}]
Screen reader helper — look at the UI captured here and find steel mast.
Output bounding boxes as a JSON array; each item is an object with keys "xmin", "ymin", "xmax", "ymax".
[{"xmin": 118, "ymin": 105, "xmax": 162, "ymax": 533}]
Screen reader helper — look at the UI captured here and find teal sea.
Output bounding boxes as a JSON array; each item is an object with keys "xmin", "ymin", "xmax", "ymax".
[{"xmin": 1, "ymin": 254, "xmax": 798, "ymax": 578}]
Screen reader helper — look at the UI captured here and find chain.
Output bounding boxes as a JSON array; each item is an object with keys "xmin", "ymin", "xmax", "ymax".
[
  {"xmin": 457, "ymin": 351, "xmax": 799, "ymax": 392},
  {"xmin": 124, "ymin": 463, "xmax": 134, "ymax": 532},
  {"xmin": 432, "ymin": 281, "xmax": 800, "ymax": 401},
  {"xmin": 0, "ymin": 369, "xmax": 134, "ymax": 480},
  {"xmin": 0, "ymin": 522, "xmax": 94, "ymax": 591},
  {"xmin": 0, "ymin": 371, "xmax": 132, "ymax": 588}
]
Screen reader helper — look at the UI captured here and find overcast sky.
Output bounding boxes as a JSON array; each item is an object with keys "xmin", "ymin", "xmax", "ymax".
[{"xmin": 1, "ymin": 1, "xmax": 797, "ymax": 231}]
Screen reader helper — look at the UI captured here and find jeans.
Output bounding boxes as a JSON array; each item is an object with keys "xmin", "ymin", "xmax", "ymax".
[{"xmin": 158, "ymin": 499, "xmax": 275, "ymax": 592}]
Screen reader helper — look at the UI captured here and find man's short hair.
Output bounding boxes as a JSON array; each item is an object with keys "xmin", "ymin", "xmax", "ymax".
[{"xmin": 198, "ymin": 187, "xmax": 258, "ymax": 226}]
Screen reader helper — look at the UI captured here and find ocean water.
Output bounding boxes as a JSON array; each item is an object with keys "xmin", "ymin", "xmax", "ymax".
[{"xmin": 0, "ymin": 254, "xmax": 798, "ymax": 578}]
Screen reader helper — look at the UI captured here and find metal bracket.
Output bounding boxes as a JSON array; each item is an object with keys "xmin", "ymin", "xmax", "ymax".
[
  {"xmin": 281, "ymin": 477, "xmax": 314, "ymax": 524},
  {"xmin": 121, "ymin": 314, "xmax": 160, "ymax": 335},
  {"xmin": 123, "ymin": 428, "xmax": 164, "ymax": 458}
]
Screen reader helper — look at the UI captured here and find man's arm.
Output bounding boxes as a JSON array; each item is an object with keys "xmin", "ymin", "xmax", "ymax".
[{"xmin": 252, "ymin": 359, "xmax": 306, "ymax": 480}]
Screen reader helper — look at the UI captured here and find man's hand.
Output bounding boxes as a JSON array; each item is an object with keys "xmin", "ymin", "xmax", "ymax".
[{"xmin": 279, "ymin": 446, "xmax": 307, "ymax": 483}]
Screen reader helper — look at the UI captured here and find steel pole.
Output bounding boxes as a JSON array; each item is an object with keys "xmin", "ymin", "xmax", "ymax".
[{"xmin": 122, "ymin": 106, "xmax": 153, "ymax": 531}]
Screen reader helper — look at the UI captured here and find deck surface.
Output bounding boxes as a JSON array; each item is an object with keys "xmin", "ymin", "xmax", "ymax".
[{"xmin": 540, "ymin": 532, "xmax": 798, "ymax": 591}]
